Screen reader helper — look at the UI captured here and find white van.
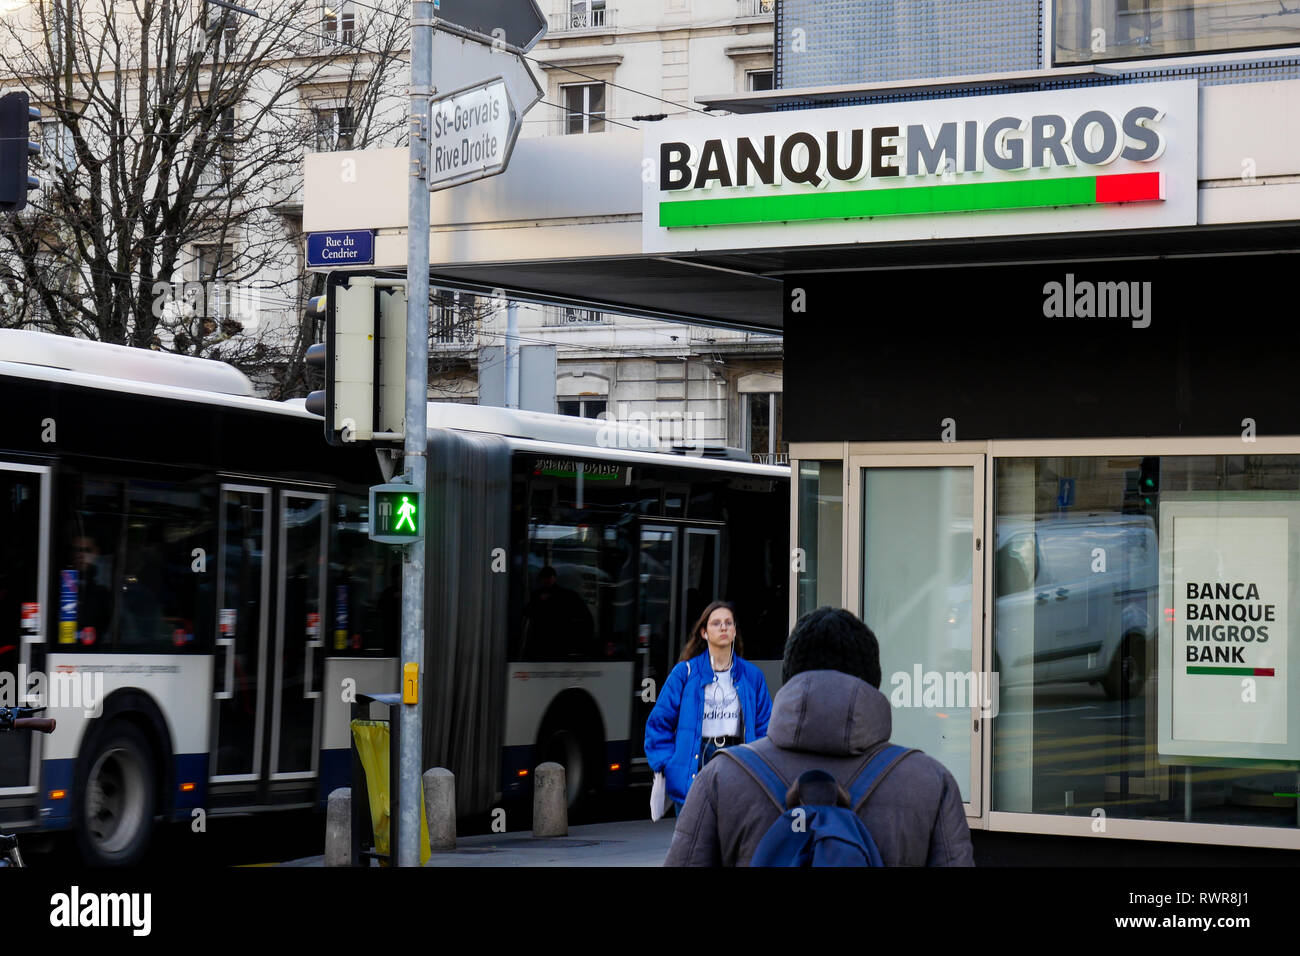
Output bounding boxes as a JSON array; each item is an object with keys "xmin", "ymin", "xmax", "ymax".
[{"xmin": 993, "ymin": 512, "xmax": 1156, "ymax": 698}]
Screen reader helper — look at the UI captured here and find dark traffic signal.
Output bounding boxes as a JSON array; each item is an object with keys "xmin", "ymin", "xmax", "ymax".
[
  {"xmin": 304, "ymin": 272, "xmax": 408, "ymax": 445},
  {"xmin": 0, "ymin": 92, "xmax": 41, "ymax": 213}
]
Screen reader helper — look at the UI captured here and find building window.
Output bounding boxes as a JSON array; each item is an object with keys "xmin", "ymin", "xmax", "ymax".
[
  {"xmin": 198, "ymin": 107, "xmax": 236, "ymax": 191},
  {"xmin": 562, "ymin": 82, "xmax": 605, "ymax": 134},
  {"xmin": 1055, "ymin": 0, "xmax": 1300, "ymax": 65},
  {"xmin": 205, "ymin": 2, "xmax": 239, "ymax": 45},
  {"xmin": 737, "ymin": 0, "xmax": 776, "ymax": 17},
  {"xmin": 39, "ymin": 119, "xmax": 74, "ymax": 172},
  {"xmin": 547, "ymin": 307, "xmax": 605, "ymax": 326},
  {"xmin": 796, "ymin": 461, "xmax": 843, "ymax": 619},
  {"xmin": 569, "ymin": 0, "xmax": 607, "ymax": 29},
  {"xmin": 320, "ymin": 1, "xmax": 357, "ymax": 46},
  {"xmin": 558, "ymin": 398, "xmax": 607, "ymax": 420},
  {"xmin": 194, "ymin": 244, "xmax": 235, "ymax": 319},
  {"xmin": 746, "ymin": 69, "xmax": 774, "ymax": 91},
  {"xmin": 314, "ymin": 106, "xmax": 355, "ymax": 150},
  {"xmin": 745, "ymin": 392, "xmax": 786, "ymax": 464},
  {"xmin": 991, "ymin": 452, "xmax": 1300, "ymax": 835},
  {"xmin": 432, "ymin": 290, "xmax": 478, "ymax": 345}
]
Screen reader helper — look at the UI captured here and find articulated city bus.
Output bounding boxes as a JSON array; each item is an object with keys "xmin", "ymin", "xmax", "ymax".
[{"xmin": 0, "ymin": 330, "xmax": 788, "ymax": 863}]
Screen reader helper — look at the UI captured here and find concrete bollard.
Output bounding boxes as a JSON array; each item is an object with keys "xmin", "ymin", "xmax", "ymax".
[
  {"xmin": 325, "ymin": 787, "xmax": 351, "ymax": 867},
  {"xmin": 533, "ymin": 762, "xmax": 568, "ymax": 837},
  {"xmin": 423, "ymin": 767, "xmax": 456, "ymax": 851}
]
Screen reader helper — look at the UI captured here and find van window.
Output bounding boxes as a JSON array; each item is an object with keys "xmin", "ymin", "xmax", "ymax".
[{"xmin": 995, "ymin": 533, "xmax": 1036, "ymax": 596}]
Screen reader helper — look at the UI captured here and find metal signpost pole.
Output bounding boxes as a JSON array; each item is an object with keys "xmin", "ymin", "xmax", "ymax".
[
  {"xmin": 399, "ymin": 0, "xmax": 433, "ymax": 869},
  {"xmin": 505, "ymin": 300, "xmax": 519, "ymax": 409}
]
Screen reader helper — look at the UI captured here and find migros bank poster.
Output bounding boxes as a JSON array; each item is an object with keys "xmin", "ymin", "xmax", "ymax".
[{"xmin": 1159, "ymin": 499, "xmax": 1300, "ymax": 762}]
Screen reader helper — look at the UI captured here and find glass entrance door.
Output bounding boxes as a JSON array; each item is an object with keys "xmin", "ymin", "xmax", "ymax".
[
  {"xmin": 271, "ymin": 492, "xmax": 327, "ymax": 780},
  {"xmin": 633, "ymin": 526, "xmax": 677, "ymax": 762},
  {"xmin": 0, "ymin": 464, "xmax": 49, "ymax": 794},
  {"xmin": 212, "ymin": 485, "xmax": 271, "ymax": 782},
  {"xmin": 847, "ymin": 455, "xmax": 985, "ymax": 814}
]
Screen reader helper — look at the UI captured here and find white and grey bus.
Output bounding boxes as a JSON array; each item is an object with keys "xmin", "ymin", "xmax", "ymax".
[{"xmin": 0, "ymin": 330, "xmax": 789, "ymax": 863}]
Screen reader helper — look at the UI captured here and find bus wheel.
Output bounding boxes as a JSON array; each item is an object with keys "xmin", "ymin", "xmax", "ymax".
[
  {"xmin": 540, "ymin": 727, "xmax": 586, "ymax": 809},
  {"xmin": 75, "ymin": 722, "xmax": 156, "ymax": 866}
]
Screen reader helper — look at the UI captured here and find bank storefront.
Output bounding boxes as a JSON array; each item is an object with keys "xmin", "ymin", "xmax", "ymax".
[
  {"xmin": 304, "ymin": 54, "xmax": 1300, "ymax": 853},
  {"xmin": 645, "ymin": 77, "xmax": 1300, "ymax": 853}
]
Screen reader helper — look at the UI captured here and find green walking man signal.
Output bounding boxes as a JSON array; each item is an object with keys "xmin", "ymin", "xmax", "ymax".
[{"xmin": 370, "ymin": 482, "xmax": 424, "ymax": 544}]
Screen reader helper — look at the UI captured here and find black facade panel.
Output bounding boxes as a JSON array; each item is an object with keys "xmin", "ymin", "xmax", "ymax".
[{"xmin": 786, "ymin": 252, "xmax": 1300, "ymax": 443}]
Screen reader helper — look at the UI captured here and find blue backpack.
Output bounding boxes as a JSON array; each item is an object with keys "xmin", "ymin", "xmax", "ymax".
[{"xmin": 721, "ymin": 743, "xmax": 916, "ymax": 866}]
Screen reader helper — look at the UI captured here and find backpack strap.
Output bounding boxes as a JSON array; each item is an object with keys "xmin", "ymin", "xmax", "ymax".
[
  {"xmin": 847, "ymin": 744, "xmax": 917, "ymax": 811},
  {"xmin": 719, "ymin": 744, "xmax": 788, "ymax": 813}
]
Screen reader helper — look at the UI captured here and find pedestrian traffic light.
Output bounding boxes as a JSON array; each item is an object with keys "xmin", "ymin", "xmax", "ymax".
[
  {"xmin": 0, "ymin": 92, "xmax": 41, "ymax": 213},
  {"xmin": 369, "ymin": 482, "xmax": 423, "ymax": 544},
  {"xmin": 304, "ymin": 272, "xmax": 408, "ymax": 445}
]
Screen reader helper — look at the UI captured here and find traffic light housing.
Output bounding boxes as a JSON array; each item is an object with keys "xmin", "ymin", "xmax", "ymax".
[
  {"xmin": 369, "ymin": 482, "xmax": 424, "ymax": 544},
  {"xmin": 0, "ymin": 92, "xmax": 41, "ymax": 213},
  {"xmin": 304, "ymin": 272, "xmax": 408, "ymax": 445},
  {"xmin": 1138, "ymin": 456, "xmax": 1159, "ymax": 508}
]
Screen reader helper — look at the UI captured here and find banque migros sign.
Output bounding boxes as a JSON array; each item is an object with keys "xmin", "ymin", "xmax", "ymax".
[{"xmin": 641, "ymin": 80, "xmax": 1197, "ymax": 253}]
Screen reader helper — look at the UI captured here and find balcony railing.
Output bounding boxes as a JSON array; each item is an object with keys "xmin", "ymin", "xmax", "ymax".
[
  {"xmin": 550, "ymin": 6, "xmax": 614, "ymax": 33},
  {"xmin": 736, "ymin": 0, "xmax": 775, "ymax": 18},
  {"xmin": 317, "ymin": 29, "xmax": 356, "ymax": 50},
  {"xmin": 545, "ymin": 307, "xmax": 606, "ymax": 326}
]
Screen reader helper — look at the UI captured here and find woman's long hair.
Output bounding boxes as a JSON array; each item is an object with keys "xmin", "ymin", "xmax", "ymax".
[{"xmin": 679, "ymin": 600, "xmax": 743, "ymax": 663}]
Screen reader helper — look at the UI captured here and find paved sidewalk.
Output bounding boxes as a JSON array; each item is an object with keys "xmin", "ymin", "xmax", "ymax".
[
  {"xmin": 423, "ymin": 818, "xmax": 676, "ymax": 867},
  {"xmin": 282, "ymin": 817, "xmax": 677, "ymax": 867}
]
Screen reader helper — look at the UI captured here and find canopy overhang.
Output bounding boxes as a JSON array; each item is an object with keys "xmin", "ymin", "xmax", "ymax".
[{"xmin": 303, "ymin": 78, "xmax": 1300, "ymax": 332}]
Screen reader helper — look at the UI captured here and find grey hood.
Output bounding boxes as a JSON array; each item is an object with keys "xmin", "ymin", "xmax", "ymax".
[{"xmin": 767, "ymin": 670, "xmax": 892, "ymax": 757}]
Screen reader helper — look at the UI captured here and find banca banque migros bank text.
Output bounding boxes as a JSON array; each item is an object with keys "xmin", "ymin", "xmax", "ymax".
[{"xmin": 658, "ymin": 105, "xmax": 1166, "ymax": 190}]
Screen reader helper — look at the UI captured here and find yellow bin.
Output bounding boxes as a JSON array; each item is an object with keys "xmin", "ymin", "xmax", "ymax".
[{"xmin": 350, "ymin": 719, "xmax": 431, "ymax": 865}]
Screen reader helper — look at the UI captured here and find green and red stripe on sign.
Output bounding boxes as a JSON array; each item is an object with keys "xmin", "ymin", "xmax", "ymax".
[
  {"xmin": 1187, "ymin": 666, "xmax": 1276, "ymax": 676},
  {"xmin": 659, "ymin": 172, "xmax": 1164, "ymax": 227}
]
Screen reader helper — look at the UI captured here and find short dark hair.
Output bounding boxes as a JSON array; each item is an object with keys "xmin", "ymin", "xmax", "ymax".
[
  {"xmin": 781, "ymin": 606, "xmax": 882, "ymax": 689},
  {"xmin": 539, "ymin": 565, "xmax": 557, "ymax": 580}
]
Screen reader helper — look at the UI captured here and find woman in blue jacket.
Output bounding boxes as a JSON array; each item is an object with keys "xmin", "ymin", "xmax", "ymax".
[{"xmin": 644, "ymin": 600, "xmax": 773, "ymax": 810}]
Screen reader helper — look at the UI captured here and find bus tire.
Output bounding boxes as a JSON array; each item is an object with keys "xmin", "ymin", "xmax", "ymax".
[
  {"xmin": 74, "ymin": 721, "xmax": 157, "ymax": 866},
  {"xmin": 537, "ymin": 713, "xmax": 603, "ymax": 812}
]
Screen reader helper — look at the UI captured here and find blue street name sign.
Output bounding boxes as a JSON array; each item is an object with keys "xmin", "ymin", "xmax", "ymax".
[{"xmin": 307, "ymin": 230, "xmax": 375, "ymax": 267}]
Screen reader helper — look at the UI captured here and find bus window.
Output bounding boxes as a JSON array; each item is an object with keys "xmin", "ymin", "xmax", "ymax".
[
  {"xmin": 118, "ymin": 480, "xmax": 213, "ymax": 651},
  {"xmin": 330, "ymin": 492, "xmax": 401, "ymax": 655},
  {"xmin": 519, "ymin": 520, "xmax": 635, "ymax": 661},
  {"xmin": 57, "ymin": 476, "xmax": 123, "ymax": 649}
]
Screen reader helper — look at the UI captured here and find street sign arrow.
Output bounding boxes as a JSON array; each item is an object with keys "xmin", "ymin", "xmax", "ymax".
[
  {"xmin": 432, "ymin": 28, "xmax": 542, "ymax": 118},
  {"xmin": 432, "ymin": 0, "xmax": 547, "ymax": 54},
  {"xmin": 428, "ymin": 77, "xmax": 519, "ymax": 192}
]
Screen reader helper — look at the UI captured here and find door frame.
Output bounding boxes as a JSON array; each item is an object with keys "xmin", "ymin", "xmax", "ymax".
[
  {"xmin": 269, "ymin": 489, "xmax": 329, "ymax": 782},
  {"xmin": 681, "ymin": 527, "xmax": 721, "ymax": 642},
  {"xmin": 0, "ymin": 461, "xmax": 51, "ymax": 797},
  {"xmin": 211, "ymin": 483, "xmax": 272, "ymax": 785},
  {"xmin": 845, "ymin": 452, "xmax": 987, "ymax": 818}
]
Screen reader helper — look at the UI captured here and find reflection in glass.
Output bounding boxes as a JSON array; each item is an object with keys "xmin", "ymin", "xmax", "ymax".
[
  {"xmin": 992, "ymin": 455, "xmax": 1300, "ymax": 831},
  {"xmin": 862, "ymin": 467, "xmax": 973, "ymax": 801},
  {"xmin": 796, "ymin": 461, "xmax": 843, "ymax": 618},
  {"xmin": 1055, "ymin": 0, "xmax": 1300, "ymax": 64}
]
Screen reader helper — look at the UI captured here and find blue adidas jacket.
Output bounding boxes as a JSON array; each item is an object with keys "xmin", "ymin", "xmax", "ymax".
[{"xmin": 644, "ymin": 652, "xmax": 773, "ymax": 807}]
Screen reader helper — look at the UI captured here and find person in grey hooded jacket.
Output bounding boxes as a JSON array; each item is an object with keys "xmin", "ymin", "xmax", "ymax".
[{"xmin": 664, "ymin": 606, "xmax": 974, "ymax": 866}]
